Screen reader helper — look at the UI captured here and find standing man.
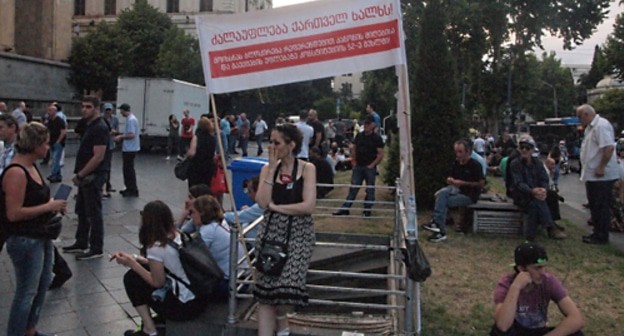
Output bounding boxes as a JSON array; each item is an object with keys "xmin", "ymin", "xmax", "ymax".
[
  {"xmin": 115, "ymin": 103, "xmax": 140, "ymax": 197},
  {"xmin": 422, "ymin": 139, "xmax": 484, "ymax": 242},
  {"xmin": 102, "ymin": 103, "xmax": 119, "ymax": 197},
  {"xmin": 307, "ymin": 109, "xmax": 325, "ymax": 153},
  {"xmin": 11, "ymin": 101, "xmax": 27, "ymax": 128},
  {"xmin": 577, "ymin": 104, "xmax": 619, "ymax": 244},
  {"xmin": 295, "ymin": 109, "xmax": 314, "ymax": 160},
  {"xmin": 63, "ymin": 96, "xmax": 110, "ymax": 260},
  {"xmin": 366, "ymin": 103, "xmax": 381, "ymax": 132},
  {"xmin": 239, "ymin": 113, "xmax": 250, "ymax": 157},
  {"xmin": 45, "ymin": 104, "xmax": 66, "ymax": 183},
  {"xmin": 474, "ymin": 134, "xmax": 486, "ymax": 157},
  {"xmin": 253, "ymin": 114, "xmax": 268, "ymax": 156},
  {"xmin": 333, "ymin": 116, "xmax": 384, "ymax": 217},
  {"xmin": 180, "ymin": 109, "xmax": 195, "ymax": 159}
]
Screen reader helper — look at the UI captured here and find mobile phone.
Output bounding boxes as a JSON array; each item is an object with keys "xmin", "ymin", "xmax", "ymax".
[{"xmin": 54, "ymin": 184, "xmax": 72, "ymax": 200}]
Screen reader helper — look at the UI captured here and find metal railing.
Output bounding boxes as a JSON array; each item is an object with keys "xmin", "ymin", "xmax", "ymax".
[{"xmin": 226, "ymin": 179, "xmax": 420, "ymax": 335}]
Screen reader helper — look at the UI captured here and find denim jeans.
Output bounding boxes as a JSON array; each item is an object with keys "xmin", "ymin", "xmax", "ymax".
[
  {"xmin": 586, "ymin": 180, "xmax": 616, "ymax": 241},
  {"xmin": 341, "ymin": 165, "xmax": 377, "ymax": 209},
  {"xmin": 239, "ymin": 137, "xmax": 249, "ymax": 156},
  {"xmin": 218, "ymin": 131, "xmax": 228, "ymax": 157},
  {"xmin": 6, "ymin": 235, "xmax": 54, "ymax": 336},
  {"xmin": 50, "ymin": 143, "xmax": 64, "ymax": 179},
  {"xmin": 228, "ymin": 134, "xmax": 237, "ymax": 154},
  {"xmin": 256, "ymin": 133, "xmax": 263, "ymax": 154},
  {"xmin": 75, "ymin": 172, "xmax": 106, "ymax": 252},
  {"xmin": 524, "ymin": 199, "xmax": 555, "ymax": 240},
  {"xmin": 122, "ymin": 151, "xmax": 138, "ymax": 193},
  {"xmin": 432, "ymin": 187, "xmax": 474, "ymax": 234}
]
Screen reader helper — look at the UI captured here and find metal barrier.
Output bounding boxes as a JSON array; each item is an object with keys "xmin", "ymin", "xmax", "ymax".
[{"xmin": 226, "ymin": 179, "xmax": 420, "ymax": 335}]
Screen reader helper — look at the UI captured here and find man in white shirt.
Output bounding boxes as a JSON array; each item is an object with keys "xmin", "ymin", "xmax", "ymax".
[
  {"xmin": 253, "ymin": 114, "xmax": 268, "ymax": 156},
  {"xmin": 295, "ymin": 109, "xmax": 314, "ymax": 160},
  {"xmin": 577, "ymin": 104, "xmax": 619, "ymax": 244},
  {"xmin": 115, "ymin": 103, "xmax": 141, "ymax": 197}
]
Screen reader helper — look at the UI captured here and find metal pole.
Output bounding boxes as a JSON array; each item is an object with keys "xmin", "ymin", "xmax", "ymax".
[{"xmin": 228, "ymin": 222, "xmax": 239, "ymax": 324}]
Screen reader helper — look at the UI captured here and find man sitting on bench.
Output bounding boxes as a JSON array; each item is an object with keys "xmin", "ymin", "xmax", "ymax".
[
  {"xmin": 422, "ymin": 139, "xmax": 484, "ymax": 242},
  {"xmin": 509, "ymin": 136, "xmax": 566, "ymax": 241}
]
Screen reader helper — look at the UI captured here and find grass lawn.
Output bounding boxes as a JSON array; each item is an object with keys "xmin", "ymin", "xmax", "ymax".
[{"xmin": 314, "ymin": 166, "xmax": 624, "ymax": 335}]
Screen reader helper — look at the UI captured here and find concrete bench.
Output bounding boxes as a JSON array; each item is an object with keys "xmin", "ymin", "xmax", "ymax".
[{"xmin": 468, "ymin": 200, "xmax": 525, "ymax": 235}]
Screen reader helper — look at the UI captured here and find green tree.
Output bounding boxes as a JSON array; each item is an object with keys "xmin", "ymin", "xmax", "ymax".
[
  {"xmin": 411, "ymin": 0, "xmax": 465, "ymax": 208},
  {"xmin": 360, "ymin": 67, "xmax": 397, "ymax": 119},
  {"xmin": 67, "ymin": 22, "xmax": 132, "ymax": 100},
  {"xmin": 116, "ymin": 0, "xmax": 172, "ymax": 77},
  {"xmin": 592, "ymin": 89, "xmax": 624, "ymax": 130},
  {"xmin": 604, "ymin": 13, "xmax": 624, "ymax": 80},
  {"xmin": 156, "ymin": 26, "xmax": 204, "ymax": 85},
  {"xmin": 580, "ymin": 45, "xmax": 608, "ymax": 88}
]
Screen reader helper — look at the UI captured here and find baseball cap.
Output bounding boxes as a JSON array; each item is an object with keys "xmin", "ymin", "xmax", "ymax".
[
  {"xmin": 103, "ymin": 103, "xmax": 113, "ymax": 111},
  {"xmin": 364, "ymin": 115, "xmax": 375, "ymax": 124},
  {"xmin": 514, "ymin": 242, "xmax": 548, "ymax": 267},
  {"xmin": 518, "ymin": 136, "xmax": 536, "ymax": 148},
  {"xmin": 118, "ymin": 103, "xmax": 131, "ymax": 111}
]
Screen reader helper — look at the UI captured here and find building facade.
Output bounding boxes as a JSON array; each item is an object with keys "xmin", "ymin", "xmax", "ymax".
[{"xmin": 0, "ymin": 0, "xmax": 272, "ymax": 62}]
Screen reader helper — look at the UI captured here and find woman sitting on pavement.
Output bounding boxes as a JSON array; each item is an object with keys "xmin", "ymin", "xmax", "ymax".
[
  {"xmin": 1, "ymin": 122, "xmax": 67, "ymax": 336},
  {"xmin": 175, "ymin": 184, "xmax": 212, "ymax": 228},
  {"xmin": 111, "ymin": 201, "xmax": 209, "ymax": 336},
  {"xmin": 181, "ymin": 194, "xmax": 248, "ymax": 300}
]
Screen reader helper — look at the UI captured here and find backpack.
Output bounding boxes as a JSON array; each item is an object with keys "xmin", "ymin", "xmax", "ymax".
[{"xmin": 167, "ymin": 231, "xmax": 225, "ymax": 298}]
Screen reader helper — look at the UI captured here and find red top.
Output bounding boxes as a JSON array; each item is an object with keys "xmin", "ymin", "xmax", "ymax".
[{"xmin": 181, "ymin": 117, "xmax": 195, "ymax": 138}]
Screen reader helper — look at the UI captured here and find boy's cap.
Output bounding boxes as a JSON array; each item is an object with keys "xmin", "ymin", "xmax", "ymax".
[
  {"xmin": 514, "ymin": 242, "xmax": 548, "ymax": 267},
  {"xmin": 118, "ymin": 103, "xmax": 131, "ymax": 111}
]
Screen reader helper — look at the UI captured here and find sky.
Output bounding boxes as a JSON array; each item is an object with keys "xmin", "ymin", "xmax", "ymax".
[{"xmin": 273, "ymin": 0, "xmax": 623, "ymax": 66}]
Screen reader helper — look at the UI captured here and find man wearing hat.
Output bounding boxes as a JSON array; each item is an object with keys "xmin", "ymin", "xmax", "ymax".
[
  {"xmin": 490, "ymin": 242, "xmax": 585, "ymax": 336},
  {"xmin": 510, "ymin": 135, "xmax": 566, "ymax": 241},
  {"xmin": 115, "ymin": 103, "xmax": 140, "ymax": 197},
  {"xmin": 333, "ymin": 115, "xmax": 384, "ymax": 217}
]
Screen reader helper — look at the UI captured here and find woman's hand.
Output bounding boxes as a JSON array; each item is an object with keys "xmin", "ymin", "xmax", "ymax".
[
  {"xmin": 47, "ymin": 199, "xmax": 67, "ymax": 214},
  {"xmin": 267, "ymin": 143, "xmax": 279, "ymax": 170},
  {"xmin": 109, "ymin": 252, "xmax": 134, "ymax": 267}
]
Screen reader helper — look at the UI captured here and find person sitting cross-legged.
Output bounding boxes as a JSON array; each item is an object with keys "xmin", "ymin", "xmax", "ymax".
[
  {"xmin": 422, "ymin": 139, "xmax": 484, "ymax": 242},
  {"xmin": 509, "ymin": 136, "xmax": 566, "ymax": 241},
  {"xmin": 490, "ymin": 242, "xmax": 585, "ymax": 336}
]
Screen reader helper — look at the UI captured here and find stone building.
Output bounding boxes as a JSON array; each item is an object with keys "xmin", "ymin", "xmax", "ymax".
[{"xmin": 0, "ymin": 0, "xmax": 272, "ymax": 62}]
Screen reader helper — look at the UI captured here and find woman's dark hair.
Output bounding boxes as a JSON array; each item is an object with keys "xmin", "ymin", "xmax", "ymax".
[
  {"xmin": 189, "ymin": 184, "xmax": 212, "ymax": 198},
  {"xmin": 139, "ymin": 201, "xmax": 175, "ymax": 255},
  {"xmin": 193, "ymin": 195, "xmax": 224, "ymax": 224},
  {"xmin": 169, "ymin": 114, "xmax": 175, "ymax": 122},
  {"xmin": 273, "ymin": 123, "xmax": 303, "ymax": 155},
  {"xmin": 549, "ymin": 145, "xmax": 561, "ymax": 162}
]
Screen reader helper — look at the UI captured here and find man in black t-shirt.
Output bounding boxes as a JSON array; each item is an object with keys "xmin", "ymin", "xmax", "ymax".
[
  {"xmin": 46, "ymin": 104, "xmax": 67, "ymax": 183},
  {"xmin": 63, "ymin": 96, "xmax": 110, "ymax": 261},
  {"xmin": 333, "ymin": 116, "xmax": 384, "ymax": 217},
  {"xmin": 308, "ymin": 109, "xmax": 325, "ymax": 153},
  {"xmin": 422, "ymin": 139, "xmax": 484, "ymax": 242}
]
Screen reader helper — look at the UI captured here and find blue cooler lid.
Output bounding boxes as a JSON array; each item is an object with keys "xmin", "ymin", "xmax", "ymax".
[{"xmin": 227, "ymin": 157, "xmax": 268, "ymax": 172}]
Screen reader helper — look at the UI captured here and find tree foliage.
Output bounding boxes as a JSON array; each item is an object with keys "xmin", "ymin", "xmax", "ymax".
[
  {"xmin": 67, "ymin": 22, "xmax": 132, "ymax": 100},
  {"xmin": 156, "ymin": 26, "xmax": 204, "ymax": 85},
  {"xmin": 604, "ymin": 13, "xmax": 624, "ymax": 80},
  {"xmin": 592, "ymin": 89, "xmax": 624, "ymax": 130},
  {"xmin": 411, "ymin": 0, "xmax": 464, "ymax": 209}
]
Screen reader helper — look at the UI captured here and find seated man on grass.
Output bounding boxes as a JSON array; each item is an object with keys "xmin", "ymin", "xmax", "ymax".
[
  {"xmin": 422, "ymin": 139, "xmax": 484, "ymax": 242},
  {"xmin": 491, "ymin": 242, "xmax": 585, "ymax": 336}
]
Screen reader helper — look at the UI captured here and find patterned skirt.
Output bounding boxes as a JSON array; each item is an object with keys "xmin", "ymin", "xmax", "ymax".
[{"xmin": 253, "ymin": 211, "xmax": 315, "ymax": 306}]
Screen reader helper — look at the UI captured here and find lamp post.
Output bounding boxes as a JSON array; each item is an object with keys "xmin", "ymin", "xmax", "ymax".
[{"xmin": 541, "ymin": 80, "xmax": 558, "ymax": 118}]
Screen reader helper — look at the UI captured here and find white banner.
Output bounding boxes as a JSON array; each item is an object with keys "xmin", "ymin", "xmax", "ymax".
[{"xmin": 196, "ymin": 0, "xmax": 405, "ymax": 94}]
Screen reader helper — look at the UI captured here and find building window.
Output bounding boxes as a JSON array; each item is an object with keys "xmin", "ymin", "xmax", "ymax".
[
  {"xmin": 104, "ymin": 0, "xmax": 116, "ymax": 15},
  {"xmin": 200, "ymin": 0, "xmax": 213, "ymax": 12},
  {"xmin": 74, "ymin": 0, "xmax": 86, "ymax": 16},
  {"xmin": 167, "ymin": 0, "xmax": 179, "ymax": 13}
]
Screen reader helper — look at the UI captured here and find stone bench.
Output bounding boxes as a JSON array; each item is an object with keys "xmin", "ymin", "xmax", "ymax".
[{"xmin": 468, "ymin": 199, "xmax": 525, "ymax": 235}]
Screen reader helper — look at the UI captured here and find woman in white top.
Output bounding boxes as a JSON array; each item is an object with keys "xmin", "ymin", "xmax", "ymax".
[{"xmin": 110, "ymin": 201, "xmax": 208, "ymax": 336}]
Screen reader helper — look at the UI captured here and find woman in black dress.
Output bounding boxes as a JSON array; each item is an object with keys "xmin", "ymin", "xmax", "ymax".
[
  {"xmin": 186, "ymin": 116, "xmax": 216, "ymax": 190},
  {"xmin": 254, "ymin": 123, "xmax": 316, "ymax": 336}
]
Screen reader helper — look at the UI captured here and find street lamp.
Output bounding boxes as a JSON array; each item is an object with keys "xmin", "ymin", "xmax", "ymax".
[{"xmin": 541, "ymin": 80, "xmax": 558, "ymax": 118}]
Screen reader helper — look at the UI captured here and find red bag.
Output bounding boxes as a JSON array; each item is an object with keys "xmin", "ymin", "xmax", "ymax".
[{"xmin": 211, "ymin": 156, "xmax": 228, "ymax": 195}]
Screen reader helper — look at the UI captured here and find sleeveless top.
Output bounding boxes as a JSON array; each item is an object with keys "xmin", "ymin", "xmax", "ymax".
[
  {"xmin": 0, "ymin": 163, "xmax": 52, "ymax": 237},
  {"xmin": 272, "ymin": 159, "xmax": 305, "ymax": 205}
]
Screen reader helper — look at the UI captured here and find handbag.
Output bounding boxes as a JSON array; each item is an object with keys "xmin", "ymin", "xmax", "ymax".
[
  {"xmin": 255, "ymin": 214, "xmax": 292, "ymax": 276},
  {"xmin": 167, "ymin": 231, "xmax": 225, "ymax": 297},
  {"xmin": 211, "ymin": 155, "xmax": 228, "ymax": 195},
  {"xmin": 174, "ymin": 157, "xmax": 190, "ymax": 181},
  {"xmin": 403, "ymin": 239, "xmax": 432, "ymax": 282}
]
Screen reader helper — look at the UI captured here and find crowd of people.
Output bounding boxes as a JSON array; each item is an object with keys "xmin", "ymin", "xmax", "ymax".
[{"xmin": 4, "ymin": 98, "xmax": 617, "ymax": 336}]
